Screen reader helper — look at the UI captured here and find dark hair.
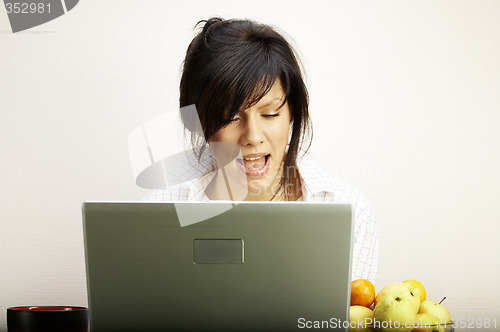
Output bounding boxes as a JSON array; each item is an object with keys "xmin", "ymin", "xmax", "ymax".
[{"xmin": 180, "ymin": 17, "xmax": 312, "ymax": 200}]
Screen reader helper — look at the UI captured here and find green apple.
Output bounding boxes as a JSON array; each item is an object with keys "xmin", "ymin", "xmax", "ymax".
[
  {"xmin": 413, "ymin": 313, "xmax": 443, "ymax": 332},
  {"xmin": 373, "ymin": 290, "xmax": 419, "ymax": 332},
  {"xmin": 349, "ymin": 305, "xmax": 375, "ymax": 332},
  {"xmin": 375, "ymin": 283, "xmax": 420, "ymax": 313},
  {"xmin": 418, "ymin": 300, "xmax": 450, "ymax": 326}
]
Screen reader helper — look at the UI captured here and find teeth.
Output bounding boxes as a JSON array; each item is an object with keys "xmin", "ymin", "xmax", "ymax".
[{"xmin": 244, "ymin": 155, "xmax": 266, "ymax": 161}]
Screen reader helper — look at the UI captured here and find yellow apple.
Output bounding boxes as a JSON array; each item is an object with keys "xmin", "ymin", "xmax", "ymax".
[
  {"xmin": 373, "ymin": 289, "xmax": 419, "ymax": 332},
  {"xmin": 375, "ymin": 283, "xmax": 420, "ymax": 313},
  {"xmin": 418, "ymin": 300, "xmax": 450, "ymax": 326},
  {"xmin": 403, "ymin": 280, "xmax": 426, "ymax": 303},
  {"xmin": 349, "ymin": 305, "xmax": 375, "ymax": 332}
]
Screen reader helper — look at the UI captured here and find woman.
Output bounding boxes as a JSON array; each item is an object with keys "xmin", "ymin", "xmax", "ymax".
[{"xmin": 144, "ymin": 17, "xmax": 378, "ymax": 282}]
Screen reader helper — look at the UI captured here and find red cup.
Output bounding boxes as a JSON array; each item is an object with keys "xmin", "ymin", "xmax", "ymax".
[{"xmin": 7, "ymin": 306, "xmax": 88, "ymax": 332}]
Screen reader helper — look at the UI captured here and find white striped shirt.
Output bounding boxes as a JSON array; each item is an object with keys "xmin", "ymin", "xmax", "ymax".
[{"xmin": 144, "ymin": 150, "xmax": 379, "ymax": 283}]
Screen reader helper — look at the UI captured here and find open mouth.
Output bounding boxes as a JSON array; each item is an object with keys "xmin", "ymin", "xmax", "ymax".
[{"xmin": 236, "ymin": 154, "xmax": 270, "ymax": 176}]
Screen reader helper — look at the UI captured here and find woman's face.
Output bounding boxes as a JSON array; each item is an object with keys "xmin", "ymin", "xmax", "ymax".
[{"xmin": 209, "ymin": 79, "xmax": 291, "ymax": 199}]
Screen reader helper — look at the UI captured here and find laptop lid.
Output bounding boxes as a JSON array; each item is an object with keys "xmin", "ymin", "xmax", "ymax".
[{"xmin": 82, "ymin": 201, "xmax": 353, "ymax": 331}]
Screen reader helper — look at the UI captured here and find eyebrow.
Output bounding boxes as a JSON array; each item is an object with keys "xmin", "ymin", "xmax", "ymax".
[{"xmin": 256, "ymin": 97, "xmax": 284, "ymax": 110}]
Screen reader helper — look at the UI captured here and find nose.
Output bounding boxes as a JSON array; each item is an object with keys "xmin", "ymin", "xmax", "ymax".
[{"xmin": 240, "ymin": 116, "xmax": 264, "ymax": 146}]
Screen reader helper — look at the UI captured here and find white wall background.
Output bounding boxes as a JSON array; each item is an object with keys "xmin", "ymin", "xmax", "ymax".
[{"xmin": 1, "ymin": 0, "xmax": 499, "ymax": 330}]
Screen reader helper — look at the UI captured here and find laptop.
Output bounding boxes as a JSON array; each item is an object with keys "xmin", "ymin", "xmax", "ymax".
[{"xmin": 82, "ymin": 201, "xmax": 354, "ymax": 331}]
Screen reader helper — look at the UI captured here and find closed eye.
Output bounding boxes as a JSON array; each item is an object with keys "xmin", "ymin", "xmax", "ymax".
[{"xmin": 263, "ymin": 113, "xmax": 280, "ymax": 118}]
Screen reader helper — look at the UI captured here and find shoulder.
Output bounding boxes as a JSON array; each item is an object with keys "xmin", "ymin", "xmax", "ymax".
[
  {"xmin": 142, "ymin": 182, "xmax": 192, "ymax": 201},
  {"xmin": 297, "ymin": 154, "xmax": 371, "ymax": 213},
  {"xmin": 330, "ymin": 177, "xmax": 371, "ymax": 213}
]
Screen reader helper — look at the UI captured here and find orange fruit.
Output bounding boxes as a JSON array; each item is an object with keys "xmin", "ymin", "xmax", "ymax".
[
  {"xmin": 351, "ymin": 279, "xmax": 375, "ymax": 307},
  {"xmin": 403, "ymin": 279, "xmax": 426, "ymax": 303}
]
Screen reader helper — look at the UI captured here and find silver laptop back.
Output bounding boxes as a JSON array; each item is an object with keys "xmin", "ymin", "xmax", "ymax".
[{"xmin": 82, "ymin": 201, "xmax": 353, "ymax": 331}]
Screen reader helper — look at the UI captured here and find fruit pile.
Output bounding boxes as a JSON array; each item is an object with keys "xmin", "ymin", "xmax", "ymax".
[{"xmin": 349, "ymin": 279, "xmax": 451, "ymax": 332}]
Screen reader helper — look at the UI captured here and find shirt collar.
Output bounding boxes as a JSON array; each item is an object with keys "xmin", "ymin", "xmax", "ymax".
[{"xmin": 295, "ymin": 153, "xmax": 334, "ymax": 200}]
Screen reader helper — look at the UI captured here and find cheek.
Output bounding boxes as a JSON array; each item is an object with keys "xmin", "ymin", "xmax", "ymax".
[{"xmin": 270, "ymin": 121, "xmax": 291, "ymax": 150}]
